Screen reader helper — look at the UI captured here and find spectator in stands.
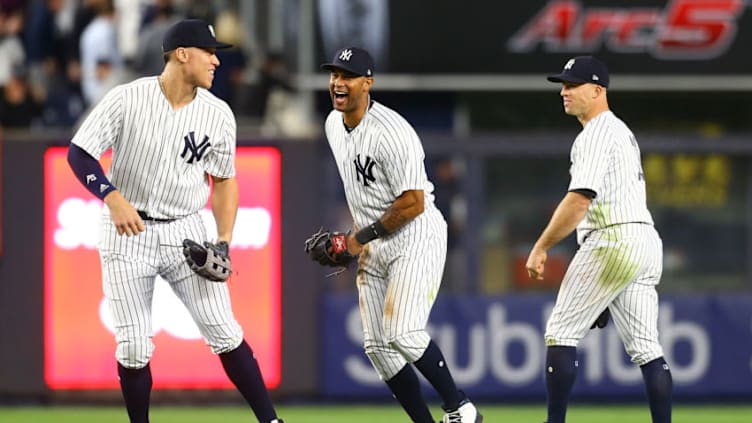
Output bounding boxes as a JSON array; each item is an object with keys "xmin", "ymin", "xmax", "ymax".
[
  {"xmin": 184, "ymin": 0, "xmax": 215, "ymax": 24},
  {"xmin": 0, "ymin": 64, "xmax": 44, "ymax": 129},
  {"xmin": 94, "ymin": 56, "xmax": 128, "ymax": 101},
  {"xmin": 22, "ymin": 0, "xmax": 87, "ymax": 127},
  {"xmin": 23, "ymin": 0, "xmax": 61, "ymax": 75},
  {"xmin": 245, "ymin": 51, "xmax": 317, "ymax": 136},
  {"xmin": 65, "ymin": 0, "xmax": 96, "ymax": 84},
  {"xmin": 210, "ymin": 10, "xmax": 247, "ymax": 107},
  {"xmin": 40, "ymin": 60, "xmax": 85, "ymax": 127},
  {"xmin": 114, "ymin": 0, "xmax": 142, "ymax": 64},
  {"xmin": 133, "ymin": 0, "xmax": 182, "ymax": 77},
  {"xmin": 0, "ymin": 3, "xmax": 25, "ymax": 86},
  {"xmin": 79, "ymin": 0, "xmax": 123, "ymax": 105},
  {"xmin": 242, "ymin": 51, "xmax": 295, "ymax": 119},
  {"xmin": 430, "ymin": 158, "xmax": 467, "ymax": 292}
]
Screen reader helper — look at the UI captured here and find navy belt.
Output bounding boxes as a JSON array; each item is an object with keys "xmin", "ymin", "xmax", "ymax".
[{"xmin": 137, "ymin": 210, "xmax": 175, "ymax": 223}]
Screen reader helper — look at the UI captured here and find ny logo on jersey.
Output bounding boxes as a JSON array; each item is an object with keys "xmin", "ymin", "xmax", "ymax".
[
  {"xmin": 181, "ymin": 131, "xmax": 211, "ymax": 163},
  {"xmin": 354, "ymin": 154, "xmax": 376, "ymax": 187}
]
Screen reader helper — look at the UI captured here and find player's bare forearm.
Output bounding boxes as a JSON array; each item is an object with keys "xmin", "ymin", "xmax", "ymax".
[
  {"xmin": 211, "ymin": 176, "xmax": 239, "ymax": 243},
  {"xmin": 527, "ymin": 191, "xmax": 589, "ymax": 280},
  {"xmin": 381, "ymin": 189, "xmax": 424, "ymax": 232},
  {"xmin": 346, "ymin": 190, "xmax": 424, "ymax": 255},
  {"xmin": 533, "ymin": 191, "xmax": 591, "ymax": 251}
]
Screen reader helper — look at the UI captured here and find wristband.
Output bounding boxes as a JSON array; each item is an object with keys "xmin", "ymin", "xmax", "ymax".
[{"xmin": 354, "ymin": 220, "xmax": 388, "ymax": 245}]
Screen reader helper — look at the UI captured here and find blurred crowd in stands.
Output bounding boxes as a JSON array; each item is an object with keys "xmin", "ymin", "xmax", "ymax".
[{"xmin": 0, "ymin": 0, "xmax": 300, "ymax": 133}]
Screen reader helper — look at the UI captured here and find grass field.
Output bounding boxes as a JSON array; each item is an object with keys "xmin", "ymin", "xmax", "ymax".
[{"xmin": 1, "ymin": 404, "xmax": 750, "ymax": 422}]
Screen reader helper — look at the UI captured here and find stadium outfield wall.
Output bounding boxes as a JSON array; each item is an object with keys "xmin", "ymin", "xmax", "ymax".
[{"xmin": 1, "ymin": 133, "xmax": 750, "ymax": 402}]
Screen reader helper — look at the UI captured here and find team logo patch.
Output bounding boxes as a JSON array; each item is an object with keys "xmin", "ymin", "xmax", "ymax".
[
  {"xmin": 339, "ymin": 49, "xmax": 353, "ymax": 61},
  {"xmin": 564, "ymin": 58, "xmax": 575, "ymax": 70},
  {"xmin": 181, "ymin": 131, "xmax": 211, "ymax": 163},
  {"xmin": 354, "ymin": 154, "xmax": 376, "ymax": 187},
  {"xmin": 331, "ymin": 233, "xmax": 347, "ymax": 253}
]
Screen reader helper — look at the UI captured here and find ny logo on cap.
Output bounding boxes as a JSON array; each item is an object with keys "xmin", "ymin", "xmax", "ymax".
[
  {"xmin": 564, "ymin": 59, "xmax": 575, "ymax": 70},
  {"xmin": 208, "ymin": 24, "xmax": 216, "ymax": 38},
  {"xmin": 339, "ymin": 49, "xmax": 353, "ymax": 61}
]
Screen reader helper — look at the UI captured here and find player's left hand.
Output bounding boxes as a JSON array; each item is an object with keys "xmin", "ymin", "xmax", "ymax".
[
  {"xmin": 346, "ymin": 232, "xmax": 364, "ymax": 256},
  {"xmin": 526, "ymin": 247, "xmax": 547, "ymax": 280},
  {"xmin": 182, "ymin": 239, "xmax": 232, "ymax": 282},
  {"xmin": 303, "ymin": 228, "xmax": 357, "ymax": 268}
]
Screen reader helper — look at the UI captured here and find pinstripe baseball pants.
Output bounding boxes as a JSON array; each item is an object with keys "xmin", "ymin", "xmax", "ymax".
[
  {"xmin": 545, "ymin": 223, "xmax": 665, "ymax": 365},
  {"xmin": 99, "ymin": 212, "xmax": 244, "ymax": 369},
  {"xmin": 357, "ymin": 223, "xmax": 447, "ymax": 380}
]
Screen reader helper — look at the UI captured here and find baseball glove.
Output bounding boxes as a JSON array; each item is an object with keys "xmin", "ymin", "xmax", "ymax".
[
  {"xmin": 591, "ymin": 308, "xmax": 610, "ymax": 329},
  {"xmin": 182, "ymin": 239, "xmax": 232, "ymax": 282},
  {"xmin": 303, "ymin": 228, "xmax": 356, "ymax": 268}
]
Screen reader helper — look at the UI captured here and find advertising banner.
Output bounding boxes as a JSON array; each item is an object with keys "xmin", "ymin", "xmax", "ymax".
[
  {"xmin": 316, "ymin": 0, "xmax": 752, "ymax": 74},
  {"xmin": 321, "ymin": 293, "xmax": 752, "ymax": 398},
  {"xmin": 44, "ymin": 146, "xmax": 281, "ymax": 390}
]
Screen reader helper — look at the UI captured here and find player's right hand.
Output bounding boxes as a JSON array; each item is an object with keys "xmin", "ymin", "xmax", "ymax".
[
  {"xmin": 525, "ymin": 247, "xmax": 547, "ymax": 280},
  {"xmin": 104, "ymin": 191, "xmax": 145, "ymax": 236}
]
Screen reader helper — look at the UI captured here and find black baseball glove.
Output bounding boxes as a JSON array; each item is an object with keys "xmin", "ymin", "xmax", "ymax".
[
  {"xmin": 182, "ymin": 239, "xmax": 232, "ymax": 282},
  {"xmin": 591, "ymin": 308, "xmax": 610, "ymax": 329},
  {"xmin": 303, "ymin": 228, "xmax": 356, "ymax": 268}
]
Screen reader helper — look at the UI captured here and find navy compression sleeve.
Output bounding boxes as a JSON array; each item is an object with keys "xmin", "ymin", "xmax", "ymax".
[{"xmin": 67, "ymin": 144, "xmax": 117, "ymax": 200}]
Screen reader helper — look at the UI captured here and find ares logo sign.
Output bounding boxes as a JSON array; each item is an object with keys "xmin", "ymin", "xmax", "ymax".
[{"xmin": 508, "ymin": 0, "xmax": 746, "ymax": 59}]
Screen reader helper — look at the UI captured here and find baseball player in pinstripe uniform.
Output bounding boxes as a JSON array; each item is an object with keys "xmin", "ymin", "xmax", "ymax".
[
  {"xmin": 317, "ymin": 47, "xmax": 482, "ymax": 423},
  {"xmin": 525, "ymin": 56, "xmax": 673, "ymax": 423},
  {"xmin": 66, "ymin": 19, "xmax": 282, "ymax": 423}
]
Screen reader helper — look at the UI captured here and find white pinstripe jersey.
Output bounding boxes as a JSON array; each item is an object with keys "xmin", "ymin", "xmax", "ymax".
[
  {"xmin": 324, "ymin": 100, "xmax": 445, "ymax": 251},
  {"xmin": 71, "ymin": 76, "xmax": 236, "ymax": 219},
  {"xmin": 568, "ymin": 110, "xmax": 653, "ymax": 244}
]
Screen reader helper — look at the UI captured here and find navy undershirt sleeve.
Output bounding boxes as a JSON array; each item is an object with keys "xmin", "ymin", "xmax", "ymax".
[
  {"xmin": 569, "ymin": 188, "xmax": 596, "ymax": 199},
  {"xmin": 67, "ymin": 143, "xmax": 117, "ymax": 200}
]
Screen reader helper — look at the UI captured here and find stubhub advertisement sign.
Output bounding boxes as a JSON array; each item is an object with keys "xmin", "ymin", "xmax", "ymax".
[{"xmin": 322, "ymin": 294, "xmax": 752, "ymax": 398}]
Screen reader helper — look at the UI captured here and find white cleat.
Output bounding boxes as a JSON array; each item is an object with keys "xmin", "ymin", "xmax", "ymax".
[{"xmin": 442, "ymin": 398, "xmax": 483, "ymax": 423}]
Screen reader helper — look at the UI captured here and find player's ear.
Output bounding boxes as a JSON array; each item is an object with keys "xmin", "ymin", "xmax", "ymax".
[
  {"xmin": 363, "ymin": 76, "xmax": 374, "ymax": 91},
  {"xmin": 592, "ymin": 84, "xmax": 602, "ymax": 98},
  {"xmin": 176, "ymin": 47, "xmax": 189, "ymax": 63}
]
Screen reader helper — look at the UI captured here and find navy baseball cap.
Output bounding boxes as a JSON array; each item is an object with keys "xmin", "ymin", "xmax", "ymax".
[
  {"xmin": 162, "ymin": 19, "xmax": 232, "ymax": 53},
  {"xmin": 547, "ymin": 56, "xmax": 609, "ymax": 88},
  {"xmin": 321, "ymin": 47, "xmax": 374, "ymax": 77}
]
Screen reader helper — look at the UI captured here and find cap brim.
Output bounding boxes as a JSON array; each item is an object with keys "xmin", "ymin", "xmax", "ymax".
[
  {"xmin": 320, "ymin": 63, "xmax": 367, "ymax": 76},
  {"xmin": 547, "ymin": 73, "xmax": 588, "ymax": 84},
  {"xmin": 163, "ymin": 42, "xmax": 233, "ymax": 52}
]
